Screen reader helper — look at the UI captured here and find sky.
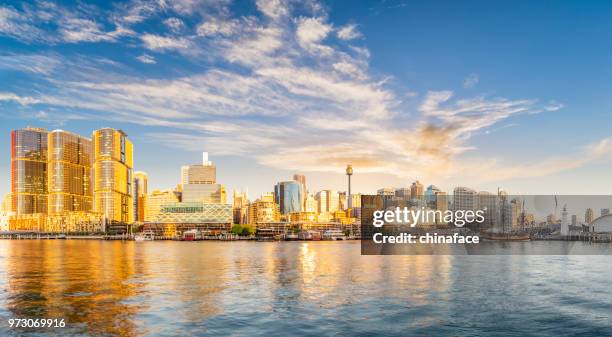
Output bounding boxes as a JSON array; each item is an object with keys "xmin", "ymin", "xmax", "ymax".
[{"xmin": 1, "ymin": 0, "xmax": 612, "ymax": 200}]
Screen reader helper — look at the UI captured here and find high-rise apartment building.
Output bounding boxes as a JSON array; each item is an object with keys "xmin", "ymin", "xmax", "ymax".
[
  {"xmin": 47, "ymin": 130, "xmax": 93, "ymax": 215},
  {"xmin": 233, "ymin": 190, "xmax": 249, "ymax": 224},
  {"xmin": 11, "ymin": 127, "xmax": 49, "ymax": 214},
  {"xmin": 134, "ymin": 171, "xmax": 148, "ymax": 222},
  {"xmin": 93, "ymin": 128, "xmax": 133, "ymax": 224}
]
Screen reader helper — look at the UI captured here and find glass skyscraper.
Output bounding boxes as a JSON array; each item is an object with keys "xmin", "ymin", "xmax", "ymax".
[
  {"xmin": 274, "ymin": 181, "xmax": 304, "ymax": 215},
  {"xmin": 93, "ymin": 128, "xmax": 133, "ymax": 225},
  {"xmin": 48, "ymin": 130, "xmax": 93, "ymax": 214},
  {"xmin": 11, "ymin": 127, "xmax": 49, "ymax": 214}
]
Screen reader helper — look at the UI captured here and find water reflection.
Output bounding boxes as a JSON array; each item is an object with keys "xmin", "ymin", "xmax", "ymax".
[{"xmin": 0, "ymin": 241, "xmax": 609, "ymax": 337}]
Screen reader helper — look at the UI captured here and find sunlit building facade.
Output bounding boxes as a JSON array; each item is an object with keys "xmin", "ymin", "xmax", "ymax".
[
  {"xmin": 248, "ymin": 193, "xmax": 280, "ymax": 225},
  {"xmin": 93, "ymin": 128, "xmax": 133, "ymax": 225},
  {"xmin": 133, "ymin": 171, "xmax": 148, "ymax": 222},
  {"xmin": 145, "ymin": 189, "xmax": 180, "ymax": 222},
  {"xmin": 47, "ymin": 130, "xmax": 93, "ymax": 215},
  {"xmin": 274, "ymin": 181, "xmax": 303, "ymax": 215},
  {"xmin": 11, "ymin": 127, "xmax": 49, "ymax": 214}
]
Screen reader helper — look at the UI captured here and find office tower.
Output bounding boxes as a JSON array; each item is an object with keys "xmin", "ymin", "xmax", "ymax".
[
  {"xmin": 476, "ymin": 191, "xmax": 496, "ymax": 229},
  {"xmin": 316, "ymin": 190, "xmax": 339, "ymax": 213},
  {"xmin": 2, "ymin": 193, "xmax": 12, "ymax": 212},
  {"xmin": 93, "ymin": 128, "xmax": 134, "ymax": 225},
  {"xmin": 233, "ymin": 190, "xmax": 249, "ymax": 224},
  {"xmin": 248, "ymin": 193, "xmax": 280, "ymax": 225},
  {"xmin": 11, "ymin": 127, "xmax": 49, "ymax": 214},
  {"xmin": 585, "ymin": 208, "xmax": 594, "ymax": 224},
  {"xmin": 394, "ymin": 188, "xmax": 410, "ymax": 199},
  {"xmin": 275, "ymin": 181, "xmax": 304, "ymax": 214},
  {"xmin": 453, "ymin": 186, "xmax": 476, "ymax": 211},
  {"xmin": 410, "ymin": 180, "xmax": 424, "ymax": 199},
  {"xmin": 571, "ymin": 214, "xmax": 577, "ymax": 226},
  {"xmin": 305, "ymin": 193, "xmax": 317, "ymax": 213},
  {"xmin": 293, "ymin": 173, "xmax": 306, "ymax": 193},
  {"xmin": 185, "ymin": 152, "xmax": 216, "ymax": 184},
  {"xmin": 435, "ymin": 191, "xmax": 448, "ymax": 225},
  {"xmin": 47, "ymin": 130, "xmax": 93, "ymax": 214},
  {"xmin": 133, "ymin": 171, "xmax": 148, "ymax": 222},
  {"xmin": 179, "ymin": 165, "xmax": 189, "ymax": 190},
  {"xmin": 425, "ymin": 185, "xmax": 441, "ymax": 203},
  {"xmin": 144, "ymin": 189, "xmax": 180, "ymax": 222},
  {"xmin": 181, "ymin": 152, "xmax": 226, "ymax": 204},
  {"xmin": 377, "ymin": 188, "xmax": 395, "ymax": 196}
]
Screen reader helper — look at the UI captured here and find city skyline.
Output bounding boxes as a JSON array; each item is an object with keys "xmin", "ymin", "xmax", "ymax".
[{"xmin": 2, "ymin": 0, "xmax": 612, "ymax": 198}]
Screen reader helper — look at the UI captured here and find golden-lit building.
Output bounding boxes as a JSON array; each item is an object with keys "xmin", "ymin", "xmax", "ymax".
[
  {"xmin": 133, "ymin": 171, "xmax": 148, "ymax": 222},
  {"xmin": 2, "ymin": 193, "xmax": 12, "ymax": 212},
  {"xmin": 233, "ymin": 190, "xmax": 249, "ymax": 224},
  {"xmin": 248, "ymin": 193, "xmax": 280, "ymax": 226},
  {"xmin": 47, "ymin": 130, "xmax": 93, "ymax": 214},
  {"xmin": 11, "ymin": 127, "xmax": 49, "ymax": 214},
  {"xmin": 93, "ymin": 128, "xmax": 134, "ymax": 226},
  {"xmin": 144, "ymin": 189, "xmax": 180, "ymax": 222}
]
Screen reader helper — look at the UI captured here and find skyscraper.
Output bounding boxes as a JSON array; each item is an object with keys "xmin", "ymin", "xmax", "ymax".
[
  {"xmin": 133, "ymin": 171, "xmax": 148, "ymax": 222},
  {"xmin": 275, "ymin": 181, "xmax": 304, "ymax": 214},
  {"xmin": 93, "ymin": 128, "xmax": 133, "ymax": 225},
  {"xmin": 181, "ymin": 152, "xmax": 226, "ymax": 204},
  {"xmin": 293, "ymin": 173, "xmax": 306, "ymax": 193},
  {"xmin": 47, "ymin": 130, "xmax": 93, "ymax": 214},
  {"xmin": 410, "ymin": 180, "xmax": 424, "ymax": 199},
  {"xmin": 11, "ymin": 127, "xmax": 49, "ymax": 214},
  {"xmin": 585, "ymin": 208, "xmax": 594, "ymax": 224}
]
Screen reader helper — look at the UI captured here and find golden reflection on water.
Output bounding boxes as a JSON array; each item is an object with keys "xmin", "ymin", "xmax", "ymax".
[{"xmin": 0, "ymin": 240, "xmax": 454, "ymax": 336}]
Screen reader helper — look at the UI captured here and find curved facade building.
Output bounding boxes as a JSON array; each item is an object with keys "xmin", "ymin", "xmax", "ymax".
[
  {"xmin": 274, "ymin": 181, "xmax": 304, "ymax": 215},
  {"xmin": 11, "ymin": 127, "xmax": 48, "ymax": 214},
  {"xmin": 93, "ymin": 128, "xmax": 133, "ymax": 224},
  {"xmin": 47, "ymin": 130, "xmax": 93, "ymax": 214}
]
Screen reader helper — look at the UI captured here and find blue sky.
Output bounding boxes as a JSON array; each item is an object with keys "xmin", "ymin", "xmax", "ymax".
[{"xmin": 1, "ymin": 0, "xmax": 612, "ymax": 199}]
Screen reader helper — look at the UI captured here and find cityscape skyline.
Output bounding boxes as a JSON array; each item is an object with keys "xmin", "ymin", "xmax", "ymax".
[{"xmin": 2, "ymin": 0, "xmax": 612, "ymax": 198}]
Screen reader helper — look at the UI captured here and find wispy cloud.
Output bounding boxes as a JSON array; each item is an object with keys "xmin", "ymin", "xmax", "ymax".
[
  {"xmin": 0, "ymin": 0, "xmax": 579, "ymax": 187},
  {"xmin": 141, "ymin": 33, "xmax": 190, "ymax": 50},
  {"xmin": 136, "ymin": 54, "xmax": 156, "ymax": 64},
  {"xmin": 337, "ymin": 24, "xmax": 361, "ymax": 40}
]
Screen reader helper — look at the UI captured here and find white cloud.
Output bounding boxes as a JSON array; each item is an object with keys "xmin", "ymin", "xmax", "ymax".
[
  {"xmin": 164, "ymin": 17, "xmax": 184, "ymax": 32},
  {"xmin": 256, "ymin": 0, "xmax": 288, "ymax": 19},
  {"xmin": 0, "ymin": 92, "xmax": 41, "ymax": 105},
  {"xmin": 196, "ymin": 17, "xmax": 238, "ymax": 36},
  {"xmin": 296, "ymin": 17, "xmax": 333, "ymax": 54},
  {"xmin": 1, "ymin": 0, "xmax": 575, "ymax": 187},
  {"xmin": 141, "ymin": 33, "xmax": 190, "ymax": 50},
  {"xmin": 136, "ymin": 54, "xmax": 156, "ymax": 64},
  {"xmin": 463, "ymin": 73, "xmax": 479, "ymax": 88},
  {"xmin": 337, "ymin": 24, "xmax": 361, "ymax": 40}
]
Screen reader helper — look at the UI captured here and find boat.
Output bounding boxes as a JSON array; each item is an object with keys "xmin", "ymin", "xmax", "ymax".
[
  {"xmin": 322, "ymin": 229, "xmax": 347, "ymax": 241},
  {"xmin": 182, "ymin": 229, "xmax": 203, "ymax": 241},
  {"xmin": 134, "ymin": 230, "xmax": 155, "ymax": 241},
  {"xmin": 284, "ymin": 233, "xmax": 299, "ymax": 241}
]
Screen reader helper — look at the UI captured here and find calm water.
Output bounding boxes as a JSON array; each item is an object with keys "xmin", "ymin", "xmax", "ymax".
[{"xmin": 0, "ymin": 240, "xmax": 610, "ymax": 337}]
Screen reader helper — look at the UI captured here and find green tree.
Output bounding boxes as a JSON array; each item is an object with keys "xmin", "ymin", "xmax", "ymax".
[{"xmin": 231, "ymin": 224, "xmax": 243, "ymax": 235}]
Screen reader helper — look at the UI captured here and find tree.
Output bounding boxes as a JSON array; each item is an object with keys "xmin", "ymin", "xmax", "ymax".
[{"xmin": 231, "ymin": 224, "xmax": 243, "ymax": 235}]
